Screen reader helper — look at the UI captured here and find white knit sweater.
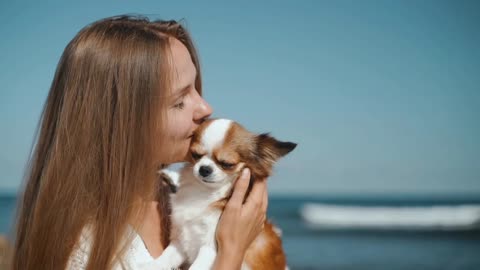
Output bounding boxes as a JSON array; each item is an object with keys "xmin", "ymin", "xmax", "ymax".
[{"xmin": 66, "ymin": 225, "xmax": 162, "ymax": 270}]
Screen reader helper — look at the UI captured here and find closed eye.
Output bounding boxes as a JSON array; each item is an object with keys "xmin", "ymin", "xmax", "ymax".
[
  {"xmin": 219, "ymin": 161, "xmax": 235, "ymax": 170},
  {"xmin": 191, "ymin": 152, "xmax": 203, "ymax": 160},
  {"xmin": 173, "ymin": 100, "xmax": 185, "ymax": 109}
]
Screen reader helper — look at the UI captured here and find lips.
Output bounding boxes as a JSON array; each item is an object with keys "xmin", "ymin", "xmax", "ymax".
[
  {"xmin": 201, "ymin": 178, "xmax": 215, "ymax": 183},
  {"xmin": 189, "ymin": 126, "xmax": 199, "ymax": 138}
]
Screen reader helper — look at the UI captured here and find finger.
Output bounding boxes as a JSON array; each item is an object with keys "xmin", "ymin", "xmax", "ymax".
[
  {"xmin": 227, "ymin": 168, "xmax": 251, "ymax": 208},
  {"xmin": 244, "ymin": 178, "xmax": 266, "ymax": 210},
  {"xmin": 261, "ymin": 182, "xmax": 268, "ymax": 213}
]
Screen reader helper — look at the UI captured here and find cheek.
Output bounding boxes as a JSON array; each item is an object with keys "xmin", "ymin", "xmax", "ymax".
[{"xmin": 166, "ymin": 112, "xmax": 192, "ymax": 139}]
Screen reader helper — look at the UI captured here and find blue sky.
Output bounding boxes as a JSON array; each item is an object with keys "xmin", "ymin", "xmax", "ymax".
[{"xmin": 1, "ymin": 0, "xmax": 479, "ymax": 196}]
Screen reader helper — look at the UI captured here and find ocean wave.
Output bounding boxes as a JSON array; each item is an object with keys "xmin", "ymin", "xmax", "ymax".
[{"xmin": 300, "ymin": 203, "xmax": 480, "ymax": 230}]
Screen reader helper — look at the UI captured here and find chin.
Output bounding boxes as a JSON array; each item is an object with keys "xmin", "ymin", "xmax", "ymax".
[{"xmin": 157, "ymin": 118, "xmax": 296, "ymax": 270}]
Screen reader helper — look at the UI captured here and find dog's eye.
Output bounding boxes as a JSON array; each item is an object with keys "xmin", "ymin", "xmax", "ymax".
[
  {"xmin": 219, "ymin": 161, "xmax": 235, "ymax": 170},
  {"xmin": 191, "ymin": 152, "xmax": 203, "ymax": 160}
]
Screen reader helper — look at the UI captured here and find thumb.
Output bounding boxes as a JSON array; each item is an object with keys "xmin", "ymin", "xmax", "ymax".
[{"xmin": 228, "ymin": 168, "xmax": 250, "ymax": 208}]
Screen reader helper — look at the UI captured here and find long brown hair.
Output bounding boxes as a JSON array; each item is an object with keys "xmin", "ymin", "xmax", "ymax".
[{"xmin": 11, "ymin": 15, "xmax": 202, "ymax": 270}]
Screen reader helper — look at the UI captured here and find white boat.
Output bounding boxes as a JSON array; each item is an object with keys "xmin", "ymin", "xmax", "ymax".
[{"xmin": 300, "ymin": 203, "xmax": 480, "ymax": 230}]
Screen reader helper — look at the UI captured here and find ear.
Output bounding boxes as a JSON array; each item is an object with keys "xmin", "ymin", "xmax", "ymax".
[{"xmin": 256, "ymin": 133, "xmax": 297, "ymax": 161}]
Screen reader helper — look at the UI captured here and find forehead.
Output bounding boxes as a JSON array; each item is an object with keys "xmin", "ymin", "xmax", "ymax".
[
  {"xmin": 201, "ymin": 119, "xmax": 232, "ymax": 153},
  {"xmin": 191, "ymin": 119, "xmax": 254, "ymax": 153},
  {"xmin": 191, "ymin": 120, "xmax": 257, "ymax": 163},
  {"xmin": 169, "ymin": 38, "xmax": 196, "ymax": 94}
]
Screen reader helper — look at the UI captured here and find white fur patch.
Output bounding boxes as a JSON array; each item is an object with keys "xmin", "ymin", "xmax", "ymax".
[
  {"xmin": 201, "ymin": 119, "xmax": 232, "ymax": 155},
  {"xmin": 272, "ymin": 225, "xmax": 283, "ymax": 237},
  {"xmin": 253, "ymin": 233, "xmax": 267, "ymax": 249}
]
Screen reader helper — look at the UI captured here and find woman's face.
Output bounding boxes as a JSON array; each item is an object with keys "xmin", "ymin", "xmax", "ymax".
[{"xmin": 161, "ymin": 38, "xmax": 212, "ymax": 164}]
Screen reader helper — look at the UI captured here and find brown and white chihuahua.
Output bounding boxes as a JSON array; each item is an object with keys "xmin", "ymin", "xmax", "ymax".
[{"xmin": 144, "ymin": 118, "xmax": 296, "ymax": 270}]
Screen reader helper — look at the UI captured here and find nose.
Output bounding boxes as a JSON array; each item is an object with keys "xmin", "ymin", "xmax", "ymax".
[
  {"xmin": 193, "ymin": 95, "xmax": 213, "ymax": 124},
  {"xmin": 199, "ymin": 165, "xmax": 213, "ymax": 177}
]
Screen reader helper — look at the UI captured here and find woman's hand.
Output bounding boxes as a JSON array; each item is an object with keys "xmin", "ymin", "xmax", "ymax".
[{"xmin": 213, "ymin": 168, "xmax": 268, "ymax": 269}]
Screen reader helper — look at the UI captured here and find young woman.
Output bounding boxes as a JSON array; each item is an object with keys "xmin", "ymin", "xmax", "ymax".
[{"xmin": 11, "ymin": 15, "xmax": 268, "ymax": 270}]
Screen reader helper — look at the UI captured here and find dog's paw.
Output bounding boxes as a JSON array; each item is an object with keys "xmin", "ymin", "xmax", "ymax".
[{"xmin": 159, "ymin": 167, "xmax": 181, "ymax": 193}]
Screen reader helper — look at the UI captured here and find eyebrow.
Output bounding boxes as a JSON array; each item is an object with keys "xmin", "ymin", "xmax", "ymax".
[
  {"xmin": 172, "ymin": 68, "xmax": 197, "ymax": 99},
  {"xmin": 172, "ymin": 85, "xmax": 191, "ymax": 101}
]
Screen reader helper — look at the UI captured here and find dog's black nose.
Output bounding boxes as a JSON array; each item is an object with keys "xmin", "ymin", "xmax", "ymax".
[{"xmin": 199, "ymin": 165, "xmax": 213, "ymax": 177}]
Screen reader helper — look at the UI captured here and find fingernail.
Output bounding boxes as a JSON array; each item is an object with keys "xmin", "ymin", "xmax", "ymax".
[{"xmin": 243, "ymin": 168, "xmax": 250, "ymax": 177}]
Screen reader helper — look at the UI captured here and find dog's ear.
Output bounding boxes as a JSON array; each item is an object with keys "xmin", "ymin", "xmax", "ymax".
[
  {"xmin": 245, "ymin": 133, "xmax": 296, "ymax": 180},
  {"xmin": 256, "ymin": 133, "xmax": 297, "ymax": 161}
]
